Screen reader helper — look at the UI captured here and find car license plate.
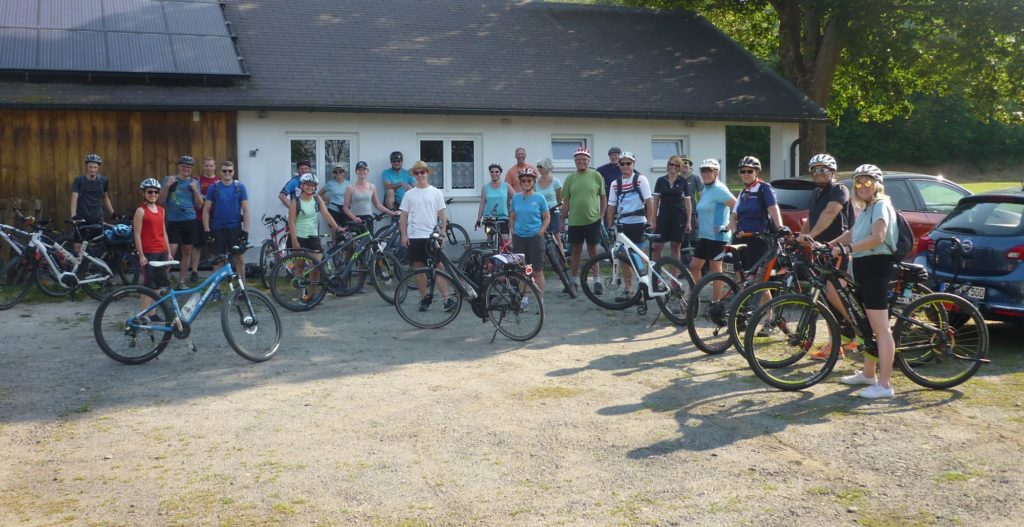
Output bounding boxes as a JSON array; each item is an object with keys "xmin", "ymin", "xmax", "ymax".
[{"xmin": 953, "ymin": 285, "xmax": 985, "ymax": 300}]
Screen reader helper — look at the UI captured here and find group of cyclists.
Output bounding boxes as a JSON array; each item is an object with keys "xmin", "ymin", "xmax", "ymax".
[{"xmin": 64, "ymin": 144, "xmax": 907, "ymax": 398}]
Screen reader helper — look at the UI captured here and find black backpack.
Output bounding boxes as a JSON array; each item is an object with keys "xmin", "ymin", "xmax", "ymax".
[
  {"xmin": 888, "ymin": 210, "xmax": 914, "ymax": 261},
  {"xmin": 615, "ymin": 172, "xmax": 647, "ymax": 217}
]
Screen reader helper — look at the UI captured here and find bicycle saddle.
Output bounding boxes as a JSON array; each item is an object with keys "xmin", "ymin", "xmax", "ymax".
[{"xmin": 147, "ymin": 260, "xmax": 180, "ymax": 268}]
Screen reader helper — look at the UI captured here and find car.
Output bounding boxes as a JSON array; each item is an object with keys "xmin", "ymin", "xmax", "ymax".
[
  {"xmin": 770, "ymin": 172, "xmax": 972, "ymax": 259},
  {"xmin": 915, "ymin": 188, "xmax": 1024, "ymax": 322}
]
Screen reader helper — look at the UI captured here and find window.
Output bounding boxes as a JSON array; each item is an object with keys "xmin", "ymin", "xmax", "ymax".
[
  {"xmin": 418, "ymin": 135, "xmax": 481, "ymax": 195},
  {"xmin": 551, "ymin": 135, "xmax": 591, "ymax": 170},
  {"xmin": 912, "ymin": 180, "xmax": 969, "ymax": 214},
  {"xmin": 288, "ymin": 136, "xmax": 355, "ymax": 179},
  {"xmin": 651, "ymin": 137, "xmax": 689, "ymax": 172}
]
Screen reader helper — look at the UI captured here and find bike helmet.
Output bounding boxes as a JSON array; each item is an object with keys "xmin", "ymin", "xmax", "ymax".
[
  {"xmin": 808, "ymin": 153, "xmax": 837, "ymax": 172},
  {"xmin": 573, "ymin": 147, "xmax": 591, "ymax": 159},
  {"xmin": 299, "ymin": 173, "xmax": 318, "ymax": 185},
  {"xmin": 619, "ymin": 151, "xmax": 637, "ymax": 163},
  {"xmin": 139, "ymin": 178, "xmax": 161, "ymax": 190},
  {"xmin": 488, "ymin": 163, "xmax": 503, "ymax": 173},
  {"xmin": 296, "ymin": 160, "xmax": 311, "ymax": 168},
  {"xmin": 699, "ymin": 159, "xmax": 720, "ymax": 171},
  {"xmin": 518, "ymin": 167, "xmax": 537, "ymax": 178},
  {"xmin": 178, "ymin": 155, "xmax": 196, "ymax": 166},
  {"xmin": 105, "ymin": 223, "xmax": 132, "ymax": 241},
  {"xmin": 84, "ymin": 153, "xmax": 103, "ymax": 165},
  {"xmin": 852, "ymin": 164, "xmax": 884, "ymax": 183},
  {"xmin": 389, "ymin": 151, "xmax": 403, "ymax": 162},
  {"xmin": 737, "ymin": 155, "xmax": 761, "ymax": 170}
]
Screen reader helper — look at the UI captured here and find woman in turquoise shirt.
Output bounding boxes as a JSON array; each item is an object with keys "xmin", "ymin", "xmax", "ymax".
[
  {"xmin": 688, "ymin": 159, "xmax": 736, "ymax": 286},
  {"xmin": 475, "ymin": 163, "xmax": 514, "ymax": 243}
]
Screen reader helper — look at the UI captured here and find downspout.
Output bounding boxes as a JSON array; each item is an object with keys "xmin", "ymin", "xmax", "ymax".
[{"xmin": 789, "ymin": 138, "xmax": 802, "ymax": 178}]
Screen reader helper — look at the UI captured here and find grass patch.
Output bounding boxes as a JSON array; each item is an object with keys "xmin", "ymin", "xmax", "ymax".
[
  {"xmin": 935, "ymin": 468, "xmax": 987, "ymax": 483},
  {"xmin": 835, "ymin": 488, "xmax": 870, "ymax": 507},
  {"xmin": 961, "ymin": 181, "xmax": 1020, "ymax": 194},
  {"xmin": 608, "ymin": 493, "xmax": 662, "ymax": 525},
  {"xmin": 856, "ymin": 509, "xmax": 936, "ymax": 527},
  {"xmin": 522, "ymin": 385, "xmax": 583, "ymax": 400}
]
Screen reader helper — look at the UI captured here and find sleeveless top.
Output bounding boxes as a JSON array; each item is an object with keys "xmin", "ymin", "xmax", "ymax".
[
  {"xmin": 537, "ymin": 177, "xmax": 561, "ymax": 210},
  {"xmin": 139, "ymin": 204, "xmax": 167, "ymax": 254},
  {"xmin": 295, "ymin": 197, "xmax": 319, "ymax": 238},
  {"xmin": 349, "ymin": 184, "xmax": 374, "ymax": 216},
  {"xmin": 483, "ymin": 182, "xmax": 509, "ymax": 219}
]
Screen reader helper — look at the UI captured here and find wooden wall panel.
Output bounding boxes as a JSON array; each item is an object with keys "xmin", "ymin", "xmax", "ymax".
[{"xmin": 0, "ymin": 110, "xmax": 236, "ymax": 226}]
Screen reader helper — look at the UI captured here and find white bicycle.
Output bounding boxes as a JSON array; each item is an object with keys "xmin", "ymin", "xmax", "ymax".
[
  {"xmin": 30, "ymin": 220, "xmax": 115, "ymax": 300},
  {"xmin": 579, "ymin": 223, "xmax": 695, "ymax": 325}
]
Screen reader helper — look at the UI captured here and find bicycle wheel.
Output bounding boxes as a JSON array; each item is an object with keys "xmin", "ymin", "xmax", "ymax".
[
  {"xmin": 580, "ymin": 252, "xmax": 639, "ymax": 310},
  {"xmin": 102, "ymin": 249, "xmax": 138, "ymax": 285},
  {"xmin": 258, "ymin": 239, "xmax": 277, "ymax": 289},
  {"xmin": 0, "ymin": 255, "xmax": 34, "ymax": 309},
  {"xmin": 35, "ymin": 250, "xmax": 72, "ymax": 298},
  {"xmin": 745, "ymin": 294, "xmax": 840, "ymax": 391},
  {"xmin": 93, "ymin": 285, "xmax": 173, "ymax": 364},
  {"xmin": 686, "ymin": 272, "xmax": 740, "ymax": 354},
  {"xmin": 327, "ymin": 242, "xmax": 368, "ymax": 296},
  {"xmin": 371, "ymin": 251, "xmax": 405, "ymax": 305},
  {"xmin": 268, "ymin": 252, "xmax": 327, "ymax": 311},
  {"xmin": 444, "ymin": 223, "xmax": 471, "ymax": 264},
  {"xmin": 893, "ymin": 292, "xmax": 988, "ymax": 389},
  {"xmin": 222, "ymin": 288, "xmax": 281, "ymax": 362},
  {"xmin": 728, "ymin": 280, "xmax": 786, "ymax": 358},
  {"xmin": 394, "ymin": 268, "xmax": 462, "ymax": 329},
  {"xmin": 545, "ymin": 239, "xmax": 576, "ymax": 299},
  {"xmin": 79, "ymin": 257, "xmax": 115, "ymax": 301},
  {"xmin": 484, "ymin": 271, "xmax": 544, "ymax": 341},
  {"xmin": 652, "ymin": 257, "xmax": 694, "ymax": 326}
]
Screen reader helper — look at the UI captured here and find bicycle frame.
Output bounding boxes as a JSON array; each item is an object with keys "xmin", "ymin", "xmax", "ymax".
[
  {"xmin": 608, "ymin": 230, "xmax": 684, "ymax": 300},
  {"xmin": 29, "ymin": 231, "xmax": 113, "ymax": 287},
  {"xmin": 132, "ymin": 261, "xmax": 238, "ymax": 333}
]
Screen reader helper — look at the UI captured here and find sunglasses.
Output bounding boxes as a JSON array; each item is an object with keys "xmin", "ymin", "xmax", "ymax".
[
  {"xmin": 221, "ymin": 169, "xmax": 234, "ymax": 173},
  {"xmin": 854, "ymin": 180, "xmax": 875, "ymax": 189},
  {"xmin": 412, "ymin": 170, "xmax": 427, "ymax": 176},
  {"xmin": 618, "ymin": 161, "xmax": 634, "ymax": 166},
  {"xmin": 145, "ymin": 190, "xmax": 159, "ymax": 195},
  {"xmin": 489, "ymin": 170, "xmax": 501, "ymax": 174},
  {"xmin": 739, "ymin": 169, "xmax": 755, "ymax": 175},
  {"xmin": 667, "ymin": 162, "xmax": 681, "ymax": 168},
  {"xmin": 810, "ymin": 166, "xmax": 831, "ymax": 174}
]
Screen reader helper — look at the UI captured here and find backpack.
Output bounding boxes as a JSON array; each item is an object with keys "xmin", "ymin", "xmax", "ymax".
[
  {"xmin": 888, "ymin": 210, "xmax": 914, "ymax": 261},
  {"xmin": 615, "ymin": 172, "xmax": 647, "ymax": 218},
  {"xmin": 741, "ymin": 181, "xmax": 773, "ymax": 231}
]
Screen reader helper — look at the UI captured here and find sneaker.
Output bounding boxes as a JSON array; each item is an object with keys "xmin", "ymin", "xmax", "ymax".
[
  {"xmin": 810, "ymin": 340, "xmax": 857, "ymax": 361},
  {"xmin": 210, "ymin": 289, "xmax": 222, "ymax": 302},
  {"xmin": 593, "ymin": 282, "xmax": 603, "ymax": 295},
  {"xmin": 419, "ymin": 295, "xmax": 433, "ymax": 312},
  {"xmin": 189, "ymin": 271, "xmax": 199, "ymax": 284},
  {"xmin": 756, "ymin": 325, "xmax": 779, "ymax": 337},
  {"xmin": 839, "ymin": 370, "xmax": 877, "ymax": 386},
  {"xmin": 614, "ymin": 290, "xmax": 633, "ymax": 303},
  {"xmin": 519, "ymin": 297, "xmax": 529, "ymax": 311},
  {"xmin": 854, "ymin": 383, "xmax": 894, "ymax": 399},
  {"xmin": 443, "ymin": 297, "xmax": 457, "ymax": 312}
]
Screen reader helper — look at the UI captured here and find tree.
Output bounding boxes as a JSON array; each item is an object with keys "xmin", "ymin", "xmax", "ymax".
[{"xmin": 623, "ymin": 0, "xmax": 1024, "ymax": 165}]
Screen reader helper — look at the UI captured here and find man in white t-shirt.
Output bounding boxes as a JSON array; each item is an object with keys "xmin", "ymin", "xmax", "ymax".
[
  {"xmin": 400, "ymin": 160, "xmax": 455, "ymax": 312},
  {"xmin": 605, "ymin": 152, "xmax": 655, "ymax": 302}
]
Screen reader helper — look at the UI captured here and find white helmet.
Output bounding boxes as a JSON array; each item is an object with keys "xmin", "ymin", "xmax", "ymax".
[
  {"xmin": 619, "ymin": 151, "xmax": 637, "ymax": 163},
  {"xmin": 737, "ymin": 155, "xmax": 761, "ymax": 170},
  {"xmin": 299, "ymin": 173, "xmax": 319, "ymax": 185},
  {"xmin": 852, "ymin": 164, "xmax": 883, "ymax": 183},
  {"xmin": 699, "ymin": 159, "xmax": 720, "ymax": 171},
  {"xmin": 139, "ymin": 178, "xmax": 161, "ymax": 190},
  {"xmin": 808, "ymin": 153, "xmax": 837, "ymax": 172}
]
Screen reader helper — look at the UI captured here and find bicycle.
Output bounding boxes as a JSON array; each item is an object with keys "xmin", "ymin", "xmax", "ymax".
[
  {"xmin": 544, "ymin": 231, "xmax": 576, "ymax": 299},
  {"xmin": 0, "ymin": 217, "xmax": 51, "ymax": 309},
  {"xmin": 443, "ymin": 198, "xmax": 471, "ymax": 264},
  {"xmin": 258, "ymin": 214, "xmax": 290, "ymax": 289},
  {"xmin": 93, "ymin": 245, "xmax": 281, "ymax": 364},
  {"xmin": 23, "ymin": 219, "xmax": 115, "ymax": 301},
  {"xmin": 393, "ymin": 227, "xmax": 544, "ymax": 341},
  {"xmin": 742, "ymin": 245, "xmax": 989, "ymax": 391},
  {"xmin": 578, "ymin": 222, "xmax": 695, "ymax": 325},
  {"xmin": 269, "ymin": 212, "xmax": 402, "ymax": 310}
]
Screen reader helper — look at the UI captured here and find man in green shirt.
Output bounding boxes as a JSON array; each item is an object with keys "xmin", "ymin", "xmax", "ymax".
[{"xmin": 561, "ymin": 147, "xmax": 607, "ymax": 292}]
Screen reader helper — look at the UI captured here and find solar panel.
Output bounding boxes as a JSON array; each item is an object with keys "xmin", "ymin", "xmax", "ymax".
[{"xmin": 0, "ymin": 0, "xmax": 247, "ymax": 78}]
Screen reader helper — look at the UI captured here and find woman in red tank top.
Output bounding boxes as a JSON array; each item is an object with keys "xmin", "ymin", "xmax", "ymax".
[{"xmin": 134, "ymin": 179, "xmax": 171, "ymax": 291}]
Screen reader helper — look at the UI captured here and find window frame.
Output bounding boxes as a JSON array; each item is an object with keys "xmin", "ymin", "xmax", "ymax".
[
  {"xmin": 286, "ymin": 133, "xmax": 358, "ymax": 181},
  {"xmin": 550, "ymin": 135, "xmax": 592, "ymax": 171},
  {"xmin": 416, "ymin": 134, "xmax": 482, "ymax": 197},
  {"xmin": 650, "ymin": 136, "xmax": 690, "ymax": 174}
]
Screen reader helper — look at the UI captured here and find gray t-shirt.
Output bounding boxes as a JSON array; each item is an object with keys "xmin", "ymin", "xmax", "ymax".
[
  {"xmin": 71, "ymin": 174, "xmax": 108, "ymax": 222},
  {"xmin": 349, "ymin": 185, "xmax": 374, "ymax": 216},
  {"xmin": 685, "ymin": 174, "xmax": 704, "ymax": 217}
]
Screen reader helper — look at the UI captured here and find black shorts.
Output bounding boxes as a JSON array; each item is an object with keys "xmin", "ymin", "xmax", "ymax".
[
  {"xmin": 619, "ymin": 223, "xmax": 645, "ymax": 245},
  {"xmin": 694, "ymin": 238, "xmax": 726, "ymax": 261},
  {"xmin": 853, "ymin": 254, "xmax": 895, "ymax": 310},
  {"xmin": 166, "ymin": 220, "xmax": 197, "ymax": 246},
  {"xmin": 212, "ymin": 227, "xmax": 243, "ymax": 256},
  {"xmin": 655, "ymin": 211, "xmax": 686, "ymax": 243},
  {"xmin": 407, "ymin": 238, "xmax": 430, "ymax": 264},
  {"xmin": 327, "ymin": 208, "xmax": 347, "ymax": 228},
  {"xmin": 193, "ymin": 219, "xmax": 207, "ymax": 247},
  {"xmin": 737, "ymin": 235, "xmax": 770, "ymax": 271},
  {"xmin": 567, "ymin": 220, "xmax": 602, "ymax": 246},
  {"xmin": 142, "ymin": 251, "xmax": 171, "ymax": 290},
  {"xmin": 296, "ymin": 236, "xmax": 322, "ymax": 253},
  {"xmin": 512, "ymin": 234, "xmax": 544, "ymax": 270}
]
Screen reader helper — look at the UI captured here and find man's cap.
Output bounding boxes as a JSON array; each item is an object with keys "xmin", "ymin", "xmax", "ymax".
[
  {"xmin": 389, "ymin": 151, "xmax": 403, "ymax": 162},
  {"xmin": 355, "ymin": 161, "xmax": 369, "ymax": 170},
  {"xmin": 608, "ymin": 146, "xmax": 622, "ymax": 155},
  {"xmin": 296, "ymin": 160, "xmax": 311, "ymax": 168}
]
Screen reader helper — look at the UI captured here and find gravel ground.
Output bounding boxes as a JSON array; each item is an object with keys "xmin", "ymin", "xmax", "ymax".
[{"xmin": 1, "ymin": 286, "xmax": 1023, "ymax": 526}]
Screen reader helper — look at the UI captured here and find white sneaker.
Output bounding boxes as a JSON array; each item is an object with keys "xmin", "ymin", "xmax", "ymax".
[
  {"xmin": 839, "ymin": 370, "xmax": 877, "ymax": 386},
  {"xmin": 855, "ymin": 383, "xmax": 895, "ymax": 399},
  {"xmin": 520, "ymin": 297, "xmax": 529, "ymax": 310}
]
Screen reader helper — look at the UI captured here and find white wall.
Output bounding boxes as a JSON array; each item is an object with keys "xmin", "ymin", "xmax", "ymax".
[{"xmin": 236, "ymin": 111, "xmax": 797, "ymax": 239}]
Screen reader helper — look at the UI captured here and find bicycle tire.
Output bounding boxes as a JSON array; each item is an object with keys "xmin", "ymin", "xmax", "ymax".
[
  {"xmin": 579, "ymin": 252, "xmax": 639, "ymax": 310},
  {"xmin": 102, "ymin": 249, "xmax": 138, "ymax": 285},
  {"xmin": 221, "ymin": 288, "xmax": 282, "ymax": 362},
  {"xmin": 728, "ymin": 280, "xmax": 787, "ymax": 358},
  {"xmin": 545, "ymin": 239, "xmax": 576, "ymax": 299},
  {"xmin": 686, "ymin": 272, "xmax": 740, "ymax": 354},
  {"xmin": 893, "ymin": 292, "xmax": 988, "ymax": 389},
  {"xmin": 484, "ymin": 270, "xmax": 544, "ymax": 341},
  {"xmin": 372, "ymin": 251, "xmax": 405, "ymax": 305},
  {"xmin": 744, "ymin": 294, "xmax": 840, "ymax": 391},
  {"xmin": 93, "ymin": 285, "xmax": 172, "ymax": 364},
  {"xmin": 34, "ymin": 241, "xmax": 73, "ymax": 297},
  {"xmin": 652, "ymin": 257, "xmax": 694, "ymax": 326},
  {"xmin": 328, "ymin": 241, "xmax": 369, "ymax": 296},
  {"xmin": 258, "ymin": 239, "xmax": 277, "ymax": 289},
  {"xmin": 78, "ymin": 257, "xmax": 115, "ymax": 301},
  {"xmin": 394, "ymin": 268, "xmax": 462, "ymax": 329},
  {"xmin": 268, "ymin": 252, "xmax": 327, "ymax": 311},
  {"xmin": 444, "ymin": 223, "xmax": 471, "ymax": 264},
  {"xmin": 0, "ymin": 255, "xmax": 34, "ymax": 309}
]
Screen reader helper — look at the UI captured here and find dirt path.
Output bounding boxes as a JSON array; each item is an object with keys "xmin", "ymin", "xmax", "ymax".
[{"xmin": 1, "ymin": 290, "xmax": 1022, "ymax": 526}]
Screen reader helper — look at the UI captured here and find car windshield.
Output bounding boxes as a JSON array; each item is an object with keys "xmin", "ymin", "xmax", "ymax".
[{"xmin": 938, "ymin": 200, "xmax": 1024, "ymax": 236}]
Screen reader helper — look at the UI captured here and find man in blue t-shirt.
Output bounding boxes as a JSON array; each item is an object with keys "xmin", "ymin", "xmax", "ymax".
[
  {"xmin": 278, "ymin": 160, "xmax": 312, "ymax": 208},
  {"xmin": 158, "ymin": 155, "xmax": 204, "ymax": 285},
  {"xmin": 203, "ymin": 160, "xmax": 250, "ymax": 282},
  {"xmin": 382, "ymin": 151, "xmax": 414, "ymax": 210}
]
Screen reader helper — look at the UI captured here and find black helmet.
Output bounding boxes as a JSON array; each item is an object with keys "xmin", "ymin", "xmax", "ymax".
[
  {"xmin": 389, "ymin": 151, "xmax": 403, "ymax": 162},
  {"xmin": 178, "ymin": 155, "xmax": 196, "ymax": 166},
  {"xmin": 84, "ymin": 153, "xmax": 103, "ymax": 165}
]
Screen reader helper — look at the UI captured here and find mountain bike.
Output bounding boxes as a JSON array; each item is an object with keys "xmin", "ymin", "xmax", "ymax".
[
  {"xmin": 579, "ymin": 223, "xmax": 694, "ymax": 325},
  {"xmin": 393, "ymin": 227, "xmax": 544, "ymax": 341},
  {"xmin": 93, "ymin": 245, "xmax": 281, "ymax": 364},
  {"xmin": 24, "ymin": 219, "xmax": 115, "ymax": 301},
  {"xmin": 0, "ymin": 219, "xmax": 45, "ymax": 309},
  {"xmin": 258, "ymin": 214, "xmax": 290, "ymax": 289},
  {"xmin": 544, "ymin": 231, "xmax": 576, "ymax": 299},
  {"xmin": 743, "ymin": 245, "xmax": 988, "ymax": 391},
  {"xmin": 443, "ymin": 198, "xmax": 471, "ymax": 264}
]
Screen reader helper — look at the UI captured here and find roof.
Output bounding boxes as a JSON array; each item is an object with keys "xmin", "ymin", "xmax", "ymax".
[{"xmin": 0, "ymin": 0, "xmax": 826, "ymax": 122}]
